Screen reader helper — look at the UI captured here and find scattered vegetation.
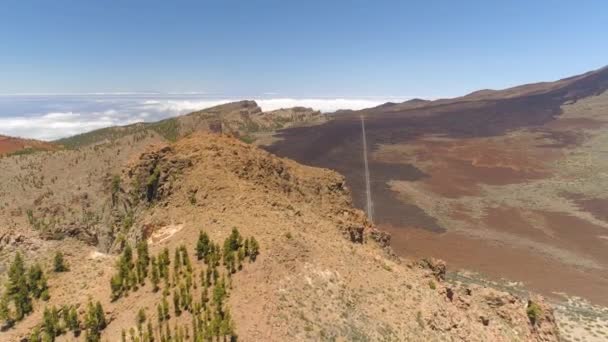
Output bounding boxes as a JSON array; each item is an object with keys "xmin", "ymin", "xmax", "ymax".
[
  {"xmin": 0, "ymin": 252, "xmax": 50, "ymax": 327},
  {"xmin": 5, "ymin": 147, "xmax": 48, "ymax": 157},
  {"xmin": 29, "ymin": 304, "xmax": 81, "ymax": 341},
  {"xmin": 111, "ymin": 174, "xmax": 121, "ymax": 205},
  {"xmin": 111, "ymin": 228, "xmax": 259, "ymax": 341},
  {"xmin": 148, "ymin": 118, "xmax": 180, "ymax": 142}
]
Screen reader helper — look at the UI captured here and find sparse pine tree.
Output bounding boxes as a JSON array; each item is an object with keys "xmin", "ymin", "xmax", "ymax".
[
  {"xmin": 136, "ymin": 307, "xmax": 146, "ymax": 332},
  {"xmin": 0, "ymin": 294, "xmax": 12, "ymax": 327},
  {"xmin": 196, "ymin": 231, "xmax": 210, "ymax": 261},
  {"xmin": 179, "ymin": 245, "xmax": 192, "ymax": 273},
  {"xmin": 200, "ymin": 288, "xmax": 209, "ymax": 309},
  {"xmin": 162, "ymin": 295, "xmax": 170, "ymax": 320},
  {"xmin": 53, "ymin": 251, "xmax": 68, "ymax": 272},
  {"xmin": 220, "ymin": 309, "xmax": 235, "ymax": 341},
  {"xmin": 151, "ymin": 257, "xmax": 160, "ymax": 292},
  {"xmin": 30, "ymin": 326, "xmax": 42, "ymax": 342},
  {"xmin": 204, "ymin": 268, "xmax": 212, "ymax": 287},
  {"xmin": 237, "ymin": 248, "xmax": 245, "ymax": 271},
  {"xmin": 136, "ymin": 240, "xmax": 150, "ymax": 278},
  {"xmin": 6, "ymin": 252, "xmax": 32, "ymax": 320},
  {"xmin": 157, "ymin": 303, "xmax": 164, "ymax": 324},
  {"xmin": 111, "ymin": 274, "xmax": 123, "ymax": 301},
  {"xmin": 146, "ymin": 321, "xmax": 154, "ymax": 342},
  {"xmin": 174, "ymin": 248, "xmax": 182, "ymax": 276},
  {"xmin": 27, "ymin": 262, "xmax": 48, "ymax": 299},
  {"xmin": 173, "ymin": 290, "xmax": 181, "ymax": 317},
  {"xmin": 243, "ymin": 238, "xmax": 250, "ymax": 257},
  {"xmin": 212, "ymin": 278, "xmax": 226, "ymax": 310},
  {"xmin": 249, "ymin": 237, "xmax": 260, "ymax": 262},
  {"xmin": 42, "ymin": 305, "xmax": 60, "ymax": 339},
  {"xmin": 123, "ymin": 244, "xmax": 134, "ymax": 270},
  {"xmin": 67, "ymin": 306, "xmax": 80, "ymax": 333},
  {"xmin": 84, "ymin": 301, "xmax": 106, "ymax": 342}
]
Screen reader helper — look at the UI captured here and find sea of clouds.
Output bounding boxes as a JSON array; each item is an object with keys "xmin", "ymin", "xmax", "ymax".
[{"xmin": 0, "ymin": 94, "xmax": 409, "ymax": 140}]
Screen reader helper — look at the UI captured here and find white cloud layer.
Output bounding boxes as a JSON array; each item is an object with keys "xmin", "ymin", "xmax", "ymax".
[{"xmin": 0, "ymin": 96, "xmax": 408, "ymax": 141}]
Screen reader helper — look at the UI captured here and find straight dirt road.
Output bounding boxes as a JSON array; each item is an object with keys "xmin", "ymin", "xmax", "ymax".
[{"xmin": 361, "ymin": 115, "xmax": 373, "ymax": 222}]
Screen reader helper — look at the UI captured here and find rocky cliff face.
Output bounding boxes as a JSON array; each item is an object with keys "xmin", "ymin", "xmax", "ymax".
[{"xmin": 180, "ymin": 101, "xmax": 326, "ymax": 138}]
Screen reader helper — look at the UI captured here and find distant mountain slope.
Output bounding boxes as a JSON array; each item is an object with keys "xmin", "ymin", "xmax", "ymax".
[
  {"xmin": 265, "ymin": 64, "xmax": 608, "ymax": 315},
  {"xmin": 55, "ymin": 101, "xmax": 325, "ymax": 148},
  {"xmin": 0, "ymin": 134, "xmax": 58, "ymax": 156}
]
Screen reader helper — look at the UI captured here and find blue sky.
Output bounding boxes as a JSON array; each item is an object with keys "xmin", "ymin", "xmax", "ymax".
[{"xmin": 1, "ymin": 0, "xmax": 607, "ymax": 97}]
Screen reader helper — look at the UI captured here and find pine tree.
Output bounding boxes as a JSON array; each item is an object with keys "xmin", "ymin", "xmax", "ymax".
[
  {"xmin": 196, "ymin": 231, "xmax": 211, "ymax": 261},
  {"xmin": 200, "ymin": 288, "xmax": 209, "ymax": 309},
  {"xmin": 85, "ymin": 301, "xmax": 106, "ymax": 342},
  {"xmin": 237, "ymin": 248, "xmax": 245, "ymax": 271},
  {"xmin": 174, "ymin": 248, "xmax": 182, "ymax": 276},
  {"xmin": 173, "ymin": 290, "xmax": 181, "ymax": 317},
  {"xmin": 42, "ymin": 305, "xmax": 60, "ymax": 339},
  {"xmin": 30, "ymin": 326, "xmax": 42, "ymax": 342},
  {"xmin": 151, "ymin": 257, "xmax": 160, "ymax": 292},
  {"xmin": 0, "ymin": 294, "xmax": 12, "ymax": 327},
  {"xmin": 243, "ymin": 238, "xmax": 250, "ymax": 257},
  {"xmin": 204, "ymin": 268, "xmax": 212, "ymax": 287},
  {"xmin": 27, "ymin": 263, "xmax": 48, "ymax": 299},
  {"xmin": 136, "ymin": 241, "xmax": 150, "ymax": 279},
  {"xmin": 111, "ymin": 275, "xmax": 123, "ymax": 301},
  {"xmin": 162, "ymin": 295, "xmax": 170, "ymax": 320},
  {"xmin": 182, "ymin": 248, "xmax": 193, "ymax": 274},
  {"xmin": 53, "ymin": 251, "xmax": 68, "ymax": 272},
  {"xmin": 123, "ymin": 244, "xmax": 134, "ymax": 270},
  {"xmin": 212, "ymin": 278, "xmax": 226, "ymax": 311},
  {"xmin": 160, "ymin": 248, "xmax": 170, "ymax": 279},
  {"xmin": 249, "ymin": 237, "xmax": 260, "ymax": 262},
  {"xmin": 66, "ymin": 306, "xmax": 80, "ymax": 333},
  {"xmin": 157, "ymin": 303, "xmax": 164, "ymax": 324},
  {"xmin": 146, "ymin": 321, "xmax": 154, "ymax": 342},
  {"xmin": 219, "ymin": 309, "xmax": 235, "ymax": 341},
  {"xmin": 136, "ymin": 308, "xmax": 146, "ymax": 332},
  {"xmin": 6, "ymin": 252, "xmax": 32, "ymax": 320}
]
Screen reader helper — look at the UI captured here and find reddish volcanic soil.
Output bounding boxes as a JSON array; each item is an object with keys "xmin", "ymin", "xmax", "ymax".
[
  {"xmin": 266, "ymin": 67, "xmax": 608, "ymax": 305},
  {"xmin": 383, "ymin": 223, "xmax": 608, "ymax": 306},
  {"xmin": 0, "ymin": 135, "xmax": 56, "ymax": 155},
  {"xmin": 570, "ymin": 196, "xmax": 608, "ymax": 223}
]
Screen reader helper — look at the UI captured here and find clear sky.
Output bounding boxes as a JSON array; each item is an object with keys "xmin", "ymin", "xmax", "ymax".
[{"xmin": 1, "ymin": 0, "xmax": 607, "ymax": 98}]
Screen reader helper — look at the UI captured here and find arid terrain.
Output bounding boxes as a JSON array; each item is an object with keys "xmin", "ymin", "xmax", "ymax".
[
  {"xmin": 1, "ymin": 67, "xmax": 608, "ymax": 341},
  {"xmin": 0, "ymin": 129, "xmax": 559, "ymax": 341},
  {"xmin": 266, "ymin": 67, "xmax": 608, "ymax": 341},
  {"xmin": 0, "ymin": 135, "xmax": 57, "ymax": 156}
]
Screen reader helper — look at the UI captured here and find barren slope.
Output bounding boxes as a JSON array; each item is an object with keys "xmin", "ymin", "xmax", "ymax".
[
  {"xmin": 0, "ymin": 135, "xmax": 58, "ymax": 156},
  {"xmin": 266, "ymin": 66, "xmax": 608, "ymax": 325},
  {"xmin": 1, "ymin": 134, "xmax": 558, "ymax": 341}
]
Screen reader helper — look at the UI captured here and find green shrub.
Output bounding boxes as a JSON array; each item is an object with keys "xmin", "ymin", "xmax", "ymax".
[
  {"xmin": 526, "ymin": 301, "xmax": 543, "ymax": 325},
  {"xmin": 53, "ymin": 252, "xmax": 68, "ymax": 272}
]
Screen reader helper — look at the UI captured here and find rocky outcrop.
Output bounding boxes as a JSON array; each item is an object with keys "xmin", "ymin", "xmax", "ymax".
[{"xmin": 419, "ymin": 257, "xmax": 447, "ymax": 281}]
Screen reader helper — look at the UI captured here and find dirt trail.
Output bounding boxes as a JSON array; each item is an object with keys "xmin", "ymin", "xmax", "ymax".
[{"xmin": 361, "ymin": 115, "xmax": 373, "ymax": 222}]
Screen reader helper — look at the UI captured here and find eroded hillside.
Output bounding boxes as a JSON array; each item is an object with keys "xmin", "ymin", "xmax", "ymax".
[{"xmin": 0, "ymin": 133, "xmax": 558, "ymax": 341}]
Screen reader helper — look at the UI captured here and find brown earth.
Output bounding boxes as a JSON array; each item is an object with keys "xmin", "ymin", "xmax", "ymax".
[
  {"xmin": 3, "ymin": 66, "xmax": 608, "ymax": 340},
  {"xmin": 266, "ymin": 65, "xmax": 608, "ymax": 308},
  {"xmin": 0, "ymin": 133, "xmax": 559, "ymax": 341},
  {"xmin": 0, "ymin": 135, "xmax": 57, "ymax": 155}
]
